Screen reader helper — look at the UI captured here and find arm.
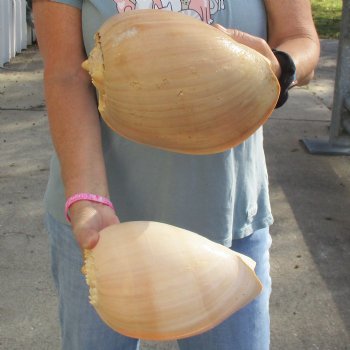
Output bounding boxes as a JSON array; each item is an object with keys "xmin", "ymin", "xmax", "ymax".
[
  {"xmin": 33, "ymin": 1, "xmax": 119, "ymax": 250},
  {"xmin": 214, "ymin": 0, "xmax": 320, "ymax": 86},
  {"xmin": 264, "ymin": 0, "xmax": 320, "ymax": 85}
]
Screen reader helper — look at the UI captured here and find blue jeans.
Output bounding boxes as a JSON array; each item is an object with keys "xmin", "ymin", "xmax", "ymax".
[{"xmin": 45, "ymin": 212, "xmax": 271, "ymax": 350}]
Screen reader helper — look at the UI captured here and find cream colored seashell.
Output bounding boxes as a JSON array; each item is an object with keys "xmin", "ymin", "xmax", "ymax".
[
  {"xmin": 82, "ymin": 9, "xmax": 280, "ymax": 155},
  {"xmin": 83, "ymin": 221, "xmax": 263, "ymax": 340}
]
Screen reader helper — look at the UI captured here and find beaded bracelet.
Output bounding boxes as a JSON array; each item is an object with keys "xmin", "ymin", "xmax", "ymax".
[{"xmin": 65, "ymin": 193, "xmax": 115, "ymax": 223}]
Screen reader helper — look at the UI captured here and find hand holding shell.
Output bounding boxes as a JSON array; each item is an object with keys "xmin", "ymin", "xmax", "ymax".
[{"xmin": 83, "ymin": 221, "xmax": 263, "ymax": 340}]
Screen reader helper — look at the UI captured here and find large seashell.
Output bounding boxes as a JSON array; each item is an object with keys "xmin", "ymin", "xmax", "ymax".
[
  {"xmin": 82, "ymin": 9, "xmax": 279, "ymax": 155},
  {"xmin": 83, "ymin": 221, "xmax": 262, "ymax": 340}
]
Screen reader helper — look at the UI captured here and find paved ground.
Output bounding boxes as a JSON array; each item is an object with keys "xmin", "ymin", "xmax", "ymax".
[{"xmin": 0, "ymin": 40, "xmax": 349, "ymax": 350}]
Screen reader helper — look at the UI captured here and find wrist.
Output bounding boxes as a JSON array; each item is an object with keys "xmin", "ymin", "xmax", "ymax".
[
  {"xmin": 68, "ymin": 200, "xmax": 106, "ymax": 215},
  {"xmin": 65, "ymin": 193, "xmax": 115, "ymax": 223},
  {"xmin": 272, "ymin": 49, "xmax": 297, "ymax": 108}
]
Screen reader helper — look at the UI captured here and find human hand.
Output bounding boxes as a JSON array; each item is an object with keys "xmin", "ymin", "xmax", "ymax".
[
  {"xmin": 69, "ymin": 201, "xmax": 120, "ymax": 250},
  {"xmin": 213, "ymin": 24, "xmax": 281, "ymax": 79}
]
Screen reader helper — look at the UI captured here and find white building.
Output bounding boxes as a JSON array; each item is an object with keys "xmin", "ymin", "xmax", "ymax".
[{"xmin": 0, "ymin": 0, "xmax": 35, "ymax": 67}]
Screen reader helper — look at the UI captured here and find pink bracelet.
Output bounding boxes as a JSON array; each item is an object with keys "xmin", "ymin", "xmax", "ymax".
[{"xmin": 65, "ymin": 193, "xmax": 115, "ymax": 223}]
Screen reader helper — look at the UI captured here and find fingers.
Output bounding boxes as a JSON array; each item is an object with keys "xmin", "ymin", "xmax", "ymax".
[
  {"xmin": 76, "ymin": 227, "xmax": 100, "ymax": 250},
  {"xmin": 213, "ymin": 24, "xmax": 281, "ymax": 77},
  {"xmin": 214, "ymin": 24, "xmax": 256, "ymax": 44},
  {"xmin": 213, "ymin": 23, "xmax": 229, "ymax": 34},
  {"xmin": 70, "ymin": 202, "xmax": 120, "ymax": 251}
]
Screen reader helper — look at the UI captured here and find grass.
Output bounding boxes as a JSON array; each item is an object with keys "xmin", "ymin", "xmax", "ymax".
[{"xmin": 311, "ymin": 0, "xmax": 342, "ymax": 38}]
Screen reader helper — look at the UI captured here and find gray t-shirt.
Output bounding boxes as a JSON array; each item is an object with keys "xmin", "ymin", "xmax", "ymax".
[{"xmin": 46, "ymin": 0, "xmax": 273, "ymax": 246}]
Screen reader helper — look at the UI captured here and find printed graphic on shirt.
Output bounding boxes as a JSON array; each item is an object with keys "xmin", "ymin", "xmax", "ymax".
[{"xmin": 113, "ymin": 0, "xmax": 225, "ymax": 24}]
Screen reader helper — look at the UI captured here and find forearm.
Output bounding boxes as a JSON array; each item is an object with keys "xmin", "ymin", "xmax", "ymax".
[
  {"xmin": 265, "ymin": 0, "xmax": 320, "ymax": 86},
  {"xmin": 44, "ymin": 68, "xmax": 109, "ymax": 199},
  {"xmin": 34, "ymin": 1, "xmax": 117, "ymax": 249},
  {"xmin": 272, "ymin": 37, "xmax": 320, "ymax": 86}
]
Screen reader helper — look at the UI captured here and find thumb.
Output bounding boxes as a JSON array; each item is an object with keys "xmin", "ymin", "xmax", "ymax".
[
  {"xmin": 76, "ymin": 227, "xmax": 100, "ymax": 250},
  {"xmin": 76, "ymin": 211, "xmax": 120, "ymax": 250}
]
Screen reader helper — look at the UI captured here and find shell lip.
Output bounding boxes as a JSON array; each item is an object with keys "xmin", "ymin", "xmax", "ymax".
[
  {"xmin": 82, "ymin": 249, "xmax": 99, "ymax": 306},
  {"xmin": 81, "ymin": 33, "xmax": 105, "ymax": 89}
]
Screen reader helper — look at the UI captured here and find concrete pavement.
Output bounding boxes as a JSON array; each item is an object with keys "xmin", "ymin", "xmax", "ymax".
[{"xmin": 0, "ymin": 40, "xmax": 349, "ymax": 350}]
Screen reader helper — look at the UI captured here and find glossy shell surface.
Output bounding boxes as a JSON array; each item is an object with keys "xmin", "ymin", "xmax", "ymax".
[
  {"xmin": 82, "ymin": 10, "xmax": 279, "ymax": 154},
  {"xmin": 83, "ymin": 221, "xmax": 262, "ymax": 340}
]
